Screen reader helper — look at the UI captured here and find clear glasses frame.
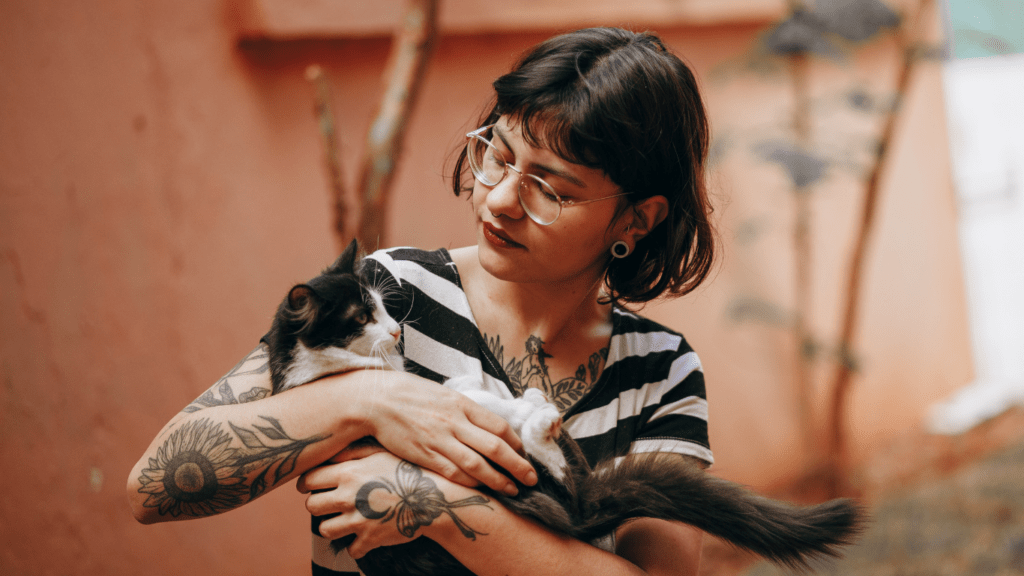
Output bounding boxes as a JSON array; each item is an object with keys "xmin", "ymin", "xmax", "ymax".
[{"xmin": 465, "ymin": 125, "xmax": 628, "ymax": 225}]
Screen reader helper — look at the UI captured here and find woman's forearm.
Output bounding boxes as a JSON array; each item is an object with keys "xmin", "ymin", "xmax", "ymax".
[
  {"xmin": 308, "ymin": 455, "xmax": 646, "ymax": 575},
  {"xmin": 430, "ymin": 494, "xmax": 704, "ymax": 576},
  {"xmin": 304, "ymin": 450, "xmax": 700, "ymax": 575},
  {"xmin": 426, "ymin": 492, "xmax": 648, "ymax": 576},
  {"xmin": 128, "ymin": 343, "xmax": 536, "ymax": 525},
  {"xmin": 127, "ymin": 355, "xmax": 378, "ymax": 524},
  {"xmin": 418, "ymin": 469, "xmax": 702, "ymax": 576}
]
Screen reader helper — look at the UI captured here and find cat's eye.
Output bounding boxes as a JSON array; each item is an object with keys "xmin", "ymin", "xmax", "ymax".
[{"xmin": 354, "ymin": 312, "xmax": 369, "ymax": 325}]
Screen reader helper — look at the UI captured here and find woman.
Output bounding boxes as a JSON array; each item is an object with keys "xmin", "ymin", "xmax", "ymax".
[{"xmin": 128, "ymin": 27, "xmax": 715, "ymax": 576}]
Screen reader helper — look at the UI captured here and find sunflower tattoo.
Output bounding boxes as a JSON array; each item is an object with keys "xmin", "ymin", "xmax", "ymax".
[
  {"xmin": 137, "ymin": 416, "xmax": 329, "ymax": 518},
  {"xmin": 355, "ymin": 460, "xmax": 491, "ymax": 539},
  {"xmin": 137, "ymin": 419, "xmax": 249, "ymax": 517}
]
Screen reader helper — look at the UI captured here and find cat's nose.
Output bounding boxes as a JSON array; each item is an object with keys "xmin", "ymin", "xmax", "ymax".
[{"xmin": 390, "ymin": 328, "xmax": 401, "ymax": 342}]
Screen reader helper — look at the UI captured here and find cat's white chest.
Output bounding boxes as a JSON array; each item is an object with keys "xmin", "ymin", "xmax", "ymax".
[{"xmin": 279, "ymin": 342, "xmax": 404, "ymax": 393}]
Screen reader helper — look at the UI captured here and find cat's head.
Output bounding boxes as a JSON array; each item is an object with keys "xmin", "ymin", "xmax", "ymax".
[{"xmin": 279, "ymin": 239, "xmax": 401, "ymax": 357}]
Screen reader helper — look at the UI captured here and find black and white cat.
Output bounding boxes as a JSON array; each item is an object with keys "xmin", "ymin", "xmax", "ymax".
[
  {"xmin": 266, "ymin": 240, "xmax": 404, "ymax": 395},
  {"xmin": 266, "ymin": 240, "xmax": 863, "ymax": 576}
]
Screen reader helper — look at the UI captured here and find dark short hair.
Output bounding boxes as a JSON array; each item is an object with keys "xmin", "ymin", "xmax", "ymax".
[{"xmin": 452, "ymin": 27, "xmax": 715, "ymax": 304}]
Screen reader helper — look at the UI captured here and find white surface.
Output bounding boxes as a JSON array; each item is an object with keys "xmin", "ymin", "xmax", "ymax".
[{"xmin": 928, "ymin": 53, "xmax": 1024, "ymax": 435}]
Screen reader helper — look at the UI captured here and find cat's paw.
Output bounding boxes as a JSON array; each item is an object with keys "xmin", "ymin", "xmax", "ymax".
[
  {"xmin": 520, "ymin": 389, "xmax": 562, "ymax": 442},
  {"xmin": 521, "ymin": 388, "xmax": 551, "ymax": 408},
  {"xmin": 521, "ymin": 403, "xmax": 567, "ymax": 481},
  {"xmin": 525, "ymin": 403, "xmax": 562, "ymax": 440}
]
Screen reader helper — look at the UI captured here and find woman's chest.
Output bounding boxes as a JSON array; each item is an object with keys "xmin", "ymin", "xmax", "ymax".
[{"xmin": 479, "ymin": 327, "xmax": 611, "ymax": 415}]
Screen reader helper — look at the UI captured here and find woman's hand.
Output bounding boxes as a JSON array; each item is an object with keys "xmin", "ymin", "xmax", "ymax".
[
  {"xmin": 297, "ymin": 451, "xmax": 494, "ymax": 559},
  {"xmin": 340, "ymin": 370, "xmax": 536, "ymax": 496}
]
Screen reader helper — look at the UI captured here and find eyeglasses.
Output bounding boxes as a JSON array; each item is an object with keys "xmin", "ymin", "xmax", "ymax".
[{"xmin": 465, "ymin": 125, "xmax": 628, "ymax": 226}]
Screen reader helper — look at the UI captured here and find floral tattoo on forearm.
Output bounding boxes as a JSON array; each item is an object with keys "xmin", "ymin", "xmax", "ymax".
[
  {"xmin": 183, "ymin": 344, "xmax": 271, "ymax": 413},
  {"xmin": 136, "ymin": 416, "xmax": 330, "ymax": 518},
  {"xmin": 355, "ymin": 460, "xmax": 491, "ymax": 539}
]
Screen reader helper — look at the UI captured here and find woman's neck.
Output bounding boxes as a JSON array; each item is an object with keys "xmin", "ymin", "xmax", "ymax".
[{"xmin": 449, "ymin": 246, "xmax": 611, "ymax": 347}]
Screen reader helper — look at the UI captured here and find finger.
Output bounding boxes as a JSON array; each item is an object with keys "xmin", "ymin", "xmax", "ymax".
[
  {"xmin": 305, "ymin": 490, "xmax": 354, "ymax": 517},
  {"xmin": 296, "ymin": 463, "xmax": 342, "ymax": 493},
  {"xmin": 463, "ymin": 402, "xmax": 525, "ymax": 454},
  {"xmin": 317, "ymin": 512, "xmax": 358, "ymax": 541},
  {"xmin": 327, "ymin": 442, "xmax": 387, "ymax": 464},
  {"xmin": 442, "ymin": 439, "xmax": 520, "ymax": 496},
  {"xmin": 348, "ymin": 537, "xmax": 368, "ymax": 560},
  {"xmin": 348, "ymin": 534, "xmax": 377, "ymax": 560},
  {"xmin": 455, "ymin": 424, "xmax": 536, "ymax": 488},
  {"xmin": 416, "ymin": 449, "xmax": 479, "ymax": 488},
  {"xmin": 295, "ymin": 473, "xmax": 314, "ymax": 494}
]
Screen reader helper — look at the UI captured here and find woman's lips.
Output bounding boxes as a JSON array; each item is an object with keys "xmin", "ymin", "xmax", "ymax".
[{"xmin": 483, "ymin": 222, "xmax": 524, "ymax": 249}]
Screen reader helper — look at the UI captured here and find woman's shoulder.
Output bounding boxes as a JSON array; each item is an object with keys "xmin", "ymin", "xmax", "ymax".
[
  {"xmin": 610, "ymin": 306, "xmax": 697, "ymax": 357},
  {"xmin": 365, "ymin": 246, "xmax": 452, "ymax": 267},
  {"xmin": 363, "ymin": 246, "xmax": 459, "ymax": 285}
]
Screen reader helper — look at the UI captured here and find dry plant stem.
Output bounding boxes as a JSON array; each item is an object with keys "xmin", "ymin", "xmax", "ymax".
[
  {"xmin": 824, "ymin": 0, "xmax": 934, "ymax": 496},
  {"xmin": 306, "ymin": 65, "xmax": 349, "ymax": 251},
  {"xmin": 789, "ymin": 50, "xmax": 818, "ymax": 464},
  {"xmin": 356, "ymin": 0, "xmax": 439, "ymax": 249}
]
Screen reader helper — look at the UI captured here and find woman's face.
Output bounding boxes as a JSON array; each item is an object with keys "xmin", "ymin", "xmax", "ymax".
[{"xmin": 471, "ymin": 116, "xmax": 628, "ymax": 289}]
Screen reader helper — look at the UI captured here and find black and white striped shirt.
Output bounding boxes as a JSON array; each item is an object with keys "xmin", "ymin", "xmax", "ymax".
[{"xmin": 312, "ymin": 247, "xmax": 711, "ymax": 575}]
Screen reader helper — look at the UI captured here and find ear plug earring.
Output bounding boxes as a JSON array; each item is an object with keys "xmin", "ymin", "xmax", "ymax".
[{"xmin": 611, "ymin": 241, "xmax": 631, "ymax": 258}]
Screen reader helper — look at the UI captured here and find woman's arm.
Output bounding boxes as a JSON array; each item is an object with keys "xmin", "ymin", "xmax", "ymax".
[
  {"xmin": 300, "ymin": 452, "xmax": 702, "ymax": 576},
  {"xmin": 616, "ymin": 519, "xmax": 703, "ymax": 576},
  {"xmin": 428, "ymin": 488, "xmax": 703, "ymax": 576},
  {"xmin": 127, "ymin": 344, "xmax": 371, "ymax": 524},
  {"xmin": 127, "ymin": 344, "xmax": 535, "ymax": 524}
]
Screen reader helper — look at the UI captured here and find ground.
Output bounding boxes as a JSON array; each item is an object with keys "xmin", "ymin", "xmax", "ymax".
[
  {"xmin": 701, "ymin": 407, "xmax": 1024, "ymax": 576},
  {"xmin": 745, "ymin": 439, "xmax": 1024, "ymax": 575}
]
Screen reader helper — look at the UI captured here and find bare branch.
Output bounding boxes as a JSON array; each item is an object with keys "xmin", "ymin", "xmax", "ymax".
[
  {"xmin": 306, "ymin": 64, "xmax": 349, "ymax": 250},
  {"xmin": 356, "ymin": 0, "xmax": 439, "ymax": 249},
  {"xmin": 823, "ymin": 0, "xmax": 936, "ymax": 496}
]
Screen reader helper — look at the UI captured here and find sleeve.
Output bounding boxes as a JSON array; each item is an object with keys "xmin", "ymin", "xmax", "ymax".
[{"xmin": 630, "ymin": 347, "xmax": 713, "ymax": 467}]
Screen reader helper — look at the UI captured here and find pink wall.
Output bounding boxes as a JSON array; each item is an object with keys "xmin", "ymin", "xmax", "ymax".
[{"xmin": 0, "ymin": 0, "xmax": 969, "ymax": 574}]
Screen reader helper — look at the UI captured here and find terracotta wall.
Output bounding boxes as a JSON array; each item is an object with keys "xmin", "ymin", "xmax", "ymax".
[{"xmin": 0, "ymin": 0, "xmax": 969, "ymax": 574}]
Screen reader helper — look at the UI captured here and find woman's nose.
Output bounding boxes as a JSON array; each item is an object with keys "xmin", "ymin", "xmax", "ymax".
[{"xmin": 485, "ymin": 169, "xmax": 525, "ymax": 220}]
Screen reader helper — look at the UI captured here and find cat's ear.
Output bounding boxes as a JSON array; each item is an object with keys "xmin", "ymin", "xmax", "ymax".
[
  {"xmin": 286, "ymin": 284, "xmax": 320, "ymax": 330},
  {"xmin": 328, "ymin": 239, "xmax": 360, "ymax": 274}
]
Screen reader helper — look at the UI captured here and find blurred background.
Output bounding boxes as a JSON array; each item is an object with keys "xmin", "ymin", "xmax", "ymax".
[{"xmin": 1, "ymin": 0, "xmax": 1022, "ymax": 574}]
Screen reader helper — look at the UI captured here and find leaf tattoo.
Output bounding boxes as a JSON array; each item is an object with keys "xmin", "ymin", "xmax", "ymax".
[
  {"xmin": 484, "ymin": 333, "xmax": 608, "ymax": 413},
  {"xmin": 184, "ymin": 345, "xmax": 271, "ymax": 413},
  {"xmin": 137, "ymin": 416, "xmax": 329, "ymax": 517}
]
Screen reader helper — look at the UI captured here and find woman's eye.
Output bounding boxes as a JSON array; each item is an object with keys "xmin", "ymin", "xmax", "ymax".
[{"xmin": 488, "ymin": 150, "xmax": 508, "ymax": 167}]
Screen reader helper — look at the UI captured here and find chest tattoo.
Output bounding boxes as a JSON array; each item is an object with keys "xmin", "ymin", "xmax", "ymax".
[{"xmin": 484, "ymin": 333, "xmax": 608, "ymax": 414}]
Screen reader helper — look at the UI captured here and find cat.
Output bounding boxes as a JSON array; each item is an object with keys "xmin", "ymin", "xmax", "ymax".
[
  {"xmin": 266, "ymin": 239, "xmax": 404, "ymax": 395},
  {"xmin": 266, "ymin": 240, "xmax": 863, "ymax": 576}
]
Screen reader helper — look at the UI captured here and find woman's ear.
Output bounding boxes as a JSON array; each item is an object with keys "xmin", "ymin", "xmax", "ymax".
[{"xmin": 622, "ymin": 195, "xmax": 669, "ymax": 244}]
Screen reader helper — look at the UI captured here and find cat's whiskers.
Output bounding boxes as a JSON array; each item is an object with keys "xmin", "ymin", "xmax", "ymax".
[
  {"xmin": 369, "ymin": 271, "xmax": 414, "ymax": 327},
  {"xmin": 381, "ymin": 348, "xmax": 403, "ymax": 372},
  {"xmin": 390, "ymin": 293, "xmax": 416, "ymax": 327},
  {"xmin": 368, "ymin": 271, "xmax": 400, "ymax": 300}
]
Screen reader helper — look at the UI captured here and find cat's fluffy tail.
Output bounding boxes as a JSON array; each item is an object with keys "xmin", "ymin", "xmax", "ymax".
[{"xmin": 574, "ymin": 454, "xmax": 863, "ymax": 570}]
